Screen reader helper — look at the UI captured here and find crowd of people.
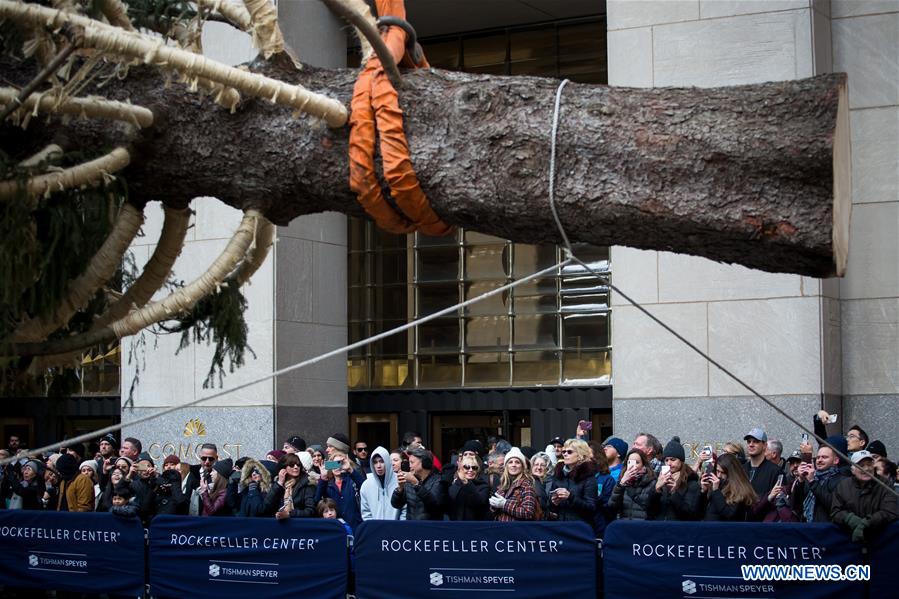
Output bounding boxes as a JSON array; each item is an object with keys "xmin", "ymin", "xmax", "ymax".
[{"xmin": 1, "ymin": 411, "xmax": 896, "ymax": 545}]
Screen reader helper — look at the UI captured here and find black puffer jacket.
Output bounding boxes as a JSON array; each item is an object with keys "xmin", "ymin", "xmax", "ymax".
[
  {"xmin": 547, "ymin": 461, "xmax": 597, "ymax": 525},
  {"xmin": 391, "ymin": 471, "xmax": 446, "ymax": 520},
  {"xmin": 447, "ymin": 477, "xmax": 490, "ymax": 521},
  {"xmin": 652, "ymin": 471, "xmax": 702, "ymax": 521},
  {"xmin": 609, "ymin": 473, "xmax": 656, "ymax": 520},
  {"xmin": 264, "ymin": 475, "xmax": 316, "ymax": 518}
]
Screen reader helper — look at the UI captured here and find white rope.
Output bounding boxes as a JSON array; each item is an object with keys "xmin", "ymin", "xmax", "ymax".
[
  {"xmin": 4, "ymin": 260, "xmax": 569, "ymax": 464},
  {"xmin": 545, "ymin": 78, "xmax": 898, "ymax": 499}
]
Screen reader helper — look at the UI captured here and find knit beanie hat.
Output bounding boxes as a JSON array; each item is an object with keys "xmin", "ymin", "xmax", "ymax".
[
  {"xmin": 867, "ymin": 440, "xmax": 887, "ymax": 458},
  {"xmin": 460, "ymin": 439, "xmax": 484, "ymax": 457},
  {"xmin": 327, "ymin": 435, "xmax": 350, "ymax": 454},
  {"xmin": 23, "ymin": 459, "xmax": 43, "ymax": 475},
  {"xmin": 136, "ymin": 452, "xmax": 154, "ymax": 466},
  {"xmin": 55, "ymin": 453, "xmax": 78, "ymax": 481},
  {"xmin": 825, "ymin": 435, "xmax": 849, "ymax": 459},
  {"xmin": 297, "ymin": 451, "xmax": 313, "ymax": 473},
  {"xmin": 99, "ymin": 433, "xmax": 118, "ymax": 449},
  {"xmin": 116, "ymin": 456, "xmax": 134, "ymax": 470},
  {"xmin": 504, "ymin": 447, "xmax": 529, "ymax": 470},
  {"xmin": 213, "ymin": 458, "xmax": 233, "ymax": 478},
  {"xmin": 663, "ymin": 436, "xmax": 686, "ymax": 461},
  {"xmin": 603, "ymin": 437, "xmax": 628, "ymax": 460},
  {"xmin": 163, "ymin": 454, "xmax": 181, "ymax": 467},
  {"xmin": 79, "ymin": 460, "xmax": 98, "ymax": 474},
  {"xmin": 268, "ymin": 450, "xmax": 286, "ymax": 461}
]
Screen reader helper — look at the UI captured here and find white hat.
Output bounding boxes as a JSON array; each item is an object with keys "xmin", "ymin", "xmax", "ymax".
[
  {"xmin": 851, "ymin": 450, "xmax": 875, "ymax": 464},
  {"xmin": 504, "ymin": 447, "xmax": 529, "ymax": 470},
  {"xmin": 79, "ymin": 460, "xmax": 98, "ymax": 474},
  {"xmin": 297, "ymin": 451, "xmax": 313, "ymax": 472}
]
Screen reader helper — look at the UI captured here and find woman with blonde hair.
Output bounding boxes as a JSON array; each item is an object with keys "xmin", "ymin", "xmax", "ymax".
[
  {"xmin": 448, "ymin": 454, "xmax": 490, "ymax": 521},
  {"xmin": 547, "ymin": 439, "xmax": 597, "ymax": 525},
  {"xmin": 490, "ymin": 447, "xmax": 540, "ymax": 521}
]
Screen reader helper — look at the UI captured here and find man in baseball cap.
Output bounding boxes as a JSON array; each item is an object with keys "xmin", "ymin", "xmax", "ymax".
[
  {"xmin": 283, "ymin": 435, "xmax": 307, "ymax": 453},
  {"xmin": 742, "ymin": 427, "xmax": 781, "ymax": 504},
  {"xmin": 831, "ymin": 451, "xmax": 898, "ymax": 543}
]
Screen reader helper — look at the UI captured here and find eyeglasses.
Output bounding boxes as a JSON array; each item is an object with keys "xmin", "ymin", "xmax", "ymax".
[
  {"xmin": 462, "ymin": 465, "xmax": 479, "ymax": 471},
  {"xmin": 287, "ymin": 463, "xmax": 300, "ymax": 468},
  {"xmin": 561, "ymin": 449, "xmax": 575, "ymax": 455},
  {"xmin": 355, "ymin": 447, "xmax": 368, "ymax": 453},
  {"xmin": 200, "ymin": 456, "xmax": 216, "ymax": 462},
  {"xmin": 846, "ymin": 434, "xmax": 861, "ymax": 441}
]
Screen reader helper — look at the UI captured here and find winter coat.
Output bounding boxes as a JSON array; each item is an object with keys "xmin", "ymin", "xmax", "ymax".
[
  {"xmin": 703, "ymin": 481, "xmax": 750, "ymax": 522},
  {"xmin": 200, "ymin": 479, "xmax": 231, "ymax": 517},
  {"xmin": 594, "ymin": 472, "xmax": 616, "ymax": 536},
  {"xmin": 743, "ymin": 459, "xmax": 782, "ymax": 516},
  {"xmin": 652, "ymin": 471, "xmax": 702, "ymax": 521},
  {"xmin": 493, "ymin": 477, "xmax": 540, "ymax": 522},
  {"xmin": 130, "ymin": 477, "xmax": 158, "ymax": 524},
  {"xmin": 64, "ymin": 473, "xmax": 95, "ymax": 512},
  {"xmin": 792, "ymin": 469, "xmax": 849, "ymax": 523},
  {"xmin": 110, "ymin": 502, "xmax": 140, "ymax": 519},
  {"xmin": 265, "ymin": 474, "xmax": 317, "ymax": 518},
  {"xmin": 154, "ymin": 470, "xmax": 186, "ymax": 517},
  {"xmin": 11, "ymin": 477, "xmax": 44, "ymax": 511},
  {"xmin": 315, "ymin": 468, "xmax": 366, "ymax": 528},
  {"xmin": 360, "ymin": 447, "xmax": 403, "ymax": 520},
  {"xmin": 447, "ymin": 477, "xmax": 490, "ymax": 521},
  {"xmin": 227, "ymin": 459, "xmax": 272, "ymax": 518},
  {"xmin": 547, "ymin": 461, "xmax": 597, "ymax": 525},
  {"xmin": 391, "ymin": 470, "xmax": 446, "ymax": 521},
  {"xmin": 831, "ymin": 476, "xmax": 899, "ymax": 539},
  {"xmin": 533, "ymin": 478, "xmax": 552, "ymax": 516},
  {"xmin": 609, "ymin": 473, "xmax": 656, "ymax": 520}
]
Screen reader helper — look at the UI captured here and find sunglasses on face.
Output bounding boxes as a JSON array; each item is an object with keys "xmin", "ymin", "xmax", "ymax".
[
  {"xmin": 355, "ymin": 447, "xmax": 368, "ymax": 453},
  {"xmin": 462, "ymin": 465, "xmax": 479, "ymax": 471},
  {"xmin": 200, "ymin": 456, "xmax": 215, "ymax": 462},
  {"xmin": 561, "ymin": 449, "xmax": 575, "ymax": 455}
]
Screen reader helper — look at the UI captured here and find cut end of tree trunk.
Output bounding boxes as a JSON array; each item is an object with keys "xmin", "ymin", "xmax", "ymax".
[{"xmin": 832, "ymin": 78, "xmax": 851, "ymax": 278}]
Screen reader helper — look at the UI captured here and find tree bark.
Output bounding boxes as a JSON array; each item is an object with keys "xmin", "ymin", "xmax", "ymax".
[{"xmin": 4, "ymin": 56, "xmax": 850, "ymax": 277}]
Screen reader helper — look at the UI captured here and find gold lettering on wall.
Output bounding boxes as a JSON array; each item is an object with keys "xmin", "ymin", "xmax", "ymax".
[{"xmin": 146, "ymin": 419, "xmax": 244, "ymax": 463}]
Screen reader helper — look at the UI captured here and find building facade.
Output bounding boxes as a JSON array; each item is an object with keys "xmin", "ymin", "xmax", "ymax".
[{"xmin": 112, "ymin": 0, "xmax": 897, "ymax": 464}]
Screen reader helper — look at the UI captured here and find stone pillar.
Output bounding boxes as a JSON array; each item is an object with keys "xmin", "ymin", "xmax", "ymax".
[
  {"xmin": 832, "ymin": 0, "xmax": 899, "ymax": 451},
  {"xmin": 121, "ymin": 3, "xmax": 349, "ymax": 462},
  {"xmin": 607, "ymin": 0, "xmax": 839, "ymax": 456}
]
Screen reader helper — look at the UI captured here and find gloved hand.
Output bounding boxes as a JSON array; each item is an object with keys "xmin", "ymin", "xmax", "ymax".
[
  {"xmin": 851, "ymin": 518, "xmax": 869, "ymax": 543},
  {"xmin": 248, "ymin": 481, "xmax": 258, "ymax": 492},
  {"xmin": 843, "ymin": 513, "xmax": 864, "ymax": 531},
  {"xmin": 489, "ymin": 493, "xmax": 506, "ymax": 510}
]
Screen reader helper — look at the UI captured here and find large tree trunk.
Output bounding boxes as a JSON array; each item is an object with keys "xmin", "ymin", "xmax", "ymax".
[{"xmin": 5, "ymin": 56, "xmax": 850, "ymax": 277}]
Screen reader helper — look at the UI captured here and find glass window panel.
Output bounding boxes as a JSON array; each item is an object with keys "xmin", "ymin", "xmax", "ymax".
[
  {"xmin": 562, "ymin": 313, "xmax": 610, "ymax": 350},
  {"xmin": 348, "ymin": 217, "xmax": 367, "ymax": 250},
  {"xmin": 563, "ymin": 349, "xmax": 611, "ymax": 383},
  {"xmin": 348, "ymin": 287, "xmax": 368, "ymax": 321},
  {"xmin": 416, "ymin": 230, "xmax": 459, "ymax": 247},
  {"xmin": 418, "ymin": 318, "xmax": 460, "ymax": 353},
  {"xmin": 464, "ymin": 316, "xmax": 509, "ymax": 351},
  {"xmin": 418, "ymin": 354, "xmax": 461, "ymax": 388},
  {"xmin": 417, "ymin": 282, "xmax": 459, "ymax": 316},
  {"xmin": 463, "ymin": 281, "xmax": 509, "ymax": 316},
  {"xmin": 422, "ymin": 39, "xmax": 461, "ymax": 70},
  {"xmin": 465, "ymin": 231, "xmax": 507, "ymax": 244},
  {"xmin": 348, "ymin": 322, "xmax": 369, "ymax": 356},
  {"xmin": 416, "ymin": 246, "xmax": 459, "ymax": 282},
  {"xmin": 463, "ymin": 33, "xmax": 507, "ymax": 69},
  {"xmin": 512, "ymin": 314, "xmax": 559, "ymax": 350},
  {"xmin": 372, "ymin": 285, "xmax": 407, "ymax": 321},
  {"xmin": 514, "ymin": 278, "xmax": 558, "ymax": 314},
  {"xmin": 558, "ymin": 23, "xmax": 607, "ymax": 84},
  {"xmin": 513, "ymin": 244, "xmax": 558, "ymax": 278},
  {"xmin": 348, "ymin": 251, "xmax": 367, "ymax": 287},
  {"xmin": 372, "ymin": 227, "xmax": 407, "ymax": 251},
  {"xmin": 371, "ymin": 322, "xmax": 408, "ymax": 356},
  {"xmin": 372, "ymin": 250, "xmax": 407, "ymax": 286},
  {"xmin": 560, "ymin": 284, "xmax": 610, "ymax": 314},
  {"xmin": 347, "ymin": 358, "xmax": 369, "ymax": 389},
  {"xmin": 372, "ymin": 357, "xmax": 412, "ymax": 388},
  {"xmin": 513, "ymin": 351, "xmax": 560, "ymax": 385},
  {"xmin": 465, "ymin": 244, "xmax": 508, "ymax": 280},
  {"xmin": 510, "ymin": 28, "xmax": 556, "ymax": 77},
  {"xmin": 465, "ymin": 353, "xmax": 510, "ymax": 387}
]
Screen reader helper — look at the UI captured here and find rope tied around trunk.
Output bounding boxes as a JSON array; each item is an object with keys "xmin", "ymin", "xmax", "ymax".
[{"xmin": 348, "ymin": 0, "xmax": 453, "ymax": 236}]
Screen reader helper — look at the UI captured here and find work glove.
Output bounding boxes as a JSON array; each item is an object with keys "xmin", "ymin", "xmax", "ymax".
[
  {"xmin": 843, "ymin": 513, "xmax": 864, "ymax": 530},
  {"xmin": 489, "ymin": 493, "xmax": 506, "ymax": 510},
  {"xmin": 851, "ymin": 518, "xmax": 869, "ymax": 543}
]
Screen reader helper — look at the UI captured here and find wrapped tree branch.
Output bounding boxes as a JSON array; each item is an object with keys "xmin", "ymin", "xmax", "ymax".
[
  {"xmin": 0, "ymin": 146, "xmax": 130, "ymax": 203},
  {"xmin": 0, "ymin": 88, "xmax": 154, "ymax": 127}
]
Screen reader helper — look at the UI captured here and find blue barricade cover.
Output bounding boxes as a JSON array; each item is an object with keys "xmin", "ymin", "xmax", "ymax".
[
  {"xmin": 354, "ymin": 520, "xmax": 596, "ymax": 599},
  {"xmin": 868, "ymin": 521, "xmax": 899, "ymax": 598},
  {"xmin": 0, "ymin": 509, "xmax": 145, "ymax": 596},
  {"xmin": 604, "ymin": 520, "xmax": 866, "ymax": 598},
  {"xmin": 148, "ymin": 515, "xmax": 348, "ymax": 599}
]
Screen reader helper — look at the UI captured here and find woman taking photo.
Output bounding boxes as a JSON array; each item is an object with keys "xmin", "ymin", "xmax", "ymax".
[
  {"xmin": 653, "ymin": 437, "xmax": 702, "ymax": 521},
  {"xmin": 547, "ymin": 439, "xmax": 597, "ymax": 525},
  {"xmin": 97, "ymin": 466, "xmax": 126, "ymax": 512},
  {"xmin": 265, "ymin": 453, "xmax": 316, "ymax": 518},
  {"xmin": 448, "ymin": 454, "xmax": 490, "ymax": 520},
  {"xmin": 199, "ymin": 459, "xmax": 232, "ymax": 516},
  {"xmin": 12, "ymin": 459, "xmax": 45, "ymax": 510},
  {"xmin": 701, "ymin": 453, "xmax": 757, "ymax": 521},
  {"xmin": 490, "ymin": 448, "xmax": 540, "ymax": 521},
  {"xmin": 609, "ymin": 449, "xmax": 657, "ymax": 520}
]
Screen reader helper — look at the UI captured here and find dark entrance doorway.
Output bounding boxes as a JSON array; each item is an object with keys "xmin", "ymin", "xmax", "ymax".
[{"xmin": 431, "ymin": 411, "xmax": 531, "ymax": 464}]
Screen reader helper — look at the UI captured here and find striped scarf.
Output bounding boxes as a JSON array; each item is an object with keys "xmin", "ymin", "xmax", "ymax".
[{"xmin": 803, "ymin": 467, "xmax": 839, "ymax": 522}]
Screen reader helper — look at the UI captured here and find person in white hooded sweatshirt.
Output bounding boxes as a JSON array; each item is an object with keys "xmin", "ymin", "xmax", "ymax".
[{"xmin": 360, "ymin": 446, "xmax": 405, "ymax": 520}]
